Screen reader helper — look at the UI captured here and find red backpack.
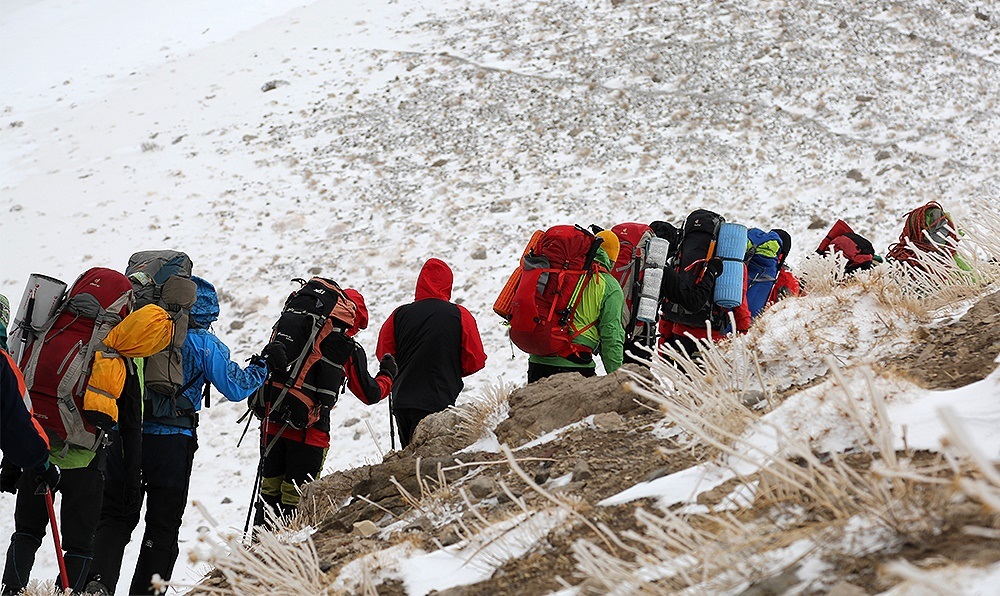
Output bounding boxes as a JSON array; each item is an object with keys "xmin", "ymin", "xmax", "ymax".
[
  {"xmin": 609, "ymin": 222, "xmax": 654, "ymax": 339},
  {"xmin": 508, "ymin": 226, "xmax": 603, "ymax": 358},
  {"xmin": 886, "ymin": 201, "xmax": 958, "ymax": 268},
  {"xmin": 19, "ymin": 268, "xmax": 133, "ymax": 450}
]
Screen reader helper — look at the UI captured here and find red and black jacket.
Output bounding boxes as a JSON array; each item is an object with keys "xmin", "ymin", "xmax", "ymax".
[{"xmin": 377, "ymin": 259, "xmax": 487, "ymax": 414}]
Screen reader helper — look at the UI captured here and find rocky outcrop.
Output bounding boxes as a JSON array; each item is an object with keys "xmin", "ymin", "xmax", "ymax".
[{"xmin": 495, "ymin": 364, "xmax": 651, "ymax": 447}]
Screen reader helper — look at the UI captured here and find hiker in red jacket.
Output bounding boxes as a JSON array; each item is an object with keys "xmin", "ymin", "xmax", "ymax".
[
  {"xmin": 254, "ymin": 288, "xmax": 395, "ymax": 525},
  {"xmin": 377, "ymin": 259, "xmax": 487, "ymax": 448}
]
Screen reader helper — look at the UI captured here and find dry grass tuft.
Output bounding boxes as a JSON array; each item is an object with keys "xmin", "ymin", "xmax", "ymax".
[
  {"xmin": 166, "ymin": 501, "xmax": 331, "ymax": 595},
  {"xmin": 452, "ymin": 379, "xmax": 515, "ymax": 445},
  {"xmin": 625, "ymin": 335, "xmax": 763, "ymax": 457}
]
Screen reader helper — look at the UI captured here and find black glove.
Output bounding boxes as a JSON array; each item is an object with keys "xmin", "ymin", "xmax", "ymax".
[
  {"xmin": 123, "ymin": 479, "xmax": 143, "ymax": 514},
  {"xmin": 259, "ymin": 341, "xmax": 288, "ymax": 372},
  {"xmin": 705, "ymin": 258, "xmax": 724, "ymax": 278},
  {"xmin": 377, "ymin": 354, "xmax": 398, "ymax": 380},
  {"xmin": 0, "ymin": 458, "xmax": 21, "ymax": 494},
  {"xmin": 34, "ymin": 461, "xmax": 60, "ymax": 492}
]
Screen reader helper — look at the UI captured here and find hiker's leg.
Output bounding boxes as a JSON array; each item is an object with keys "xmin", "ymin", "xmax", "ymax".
[
  {"xmin": 277, "ymin": 442, "xmax": 327, "ymax": 518},
  {"xmin": 527, "ymin": 362, "xmax": 594, "ymax": 383},
  {"xmin": 129, "ymin": 434, "xmax": 195, "ymax": 595},
  {"xmin": 256, "ymin": 436, "xmax": 287, "ymax": 527},
  {"xmin": 1, "ymin": 472, "xmax": 49, "ymax": 593},
  {"xmin": 58, "ymin": 467, "xmax": 105, "ymax": 591},
  {"xmin": 393, "ymin": 408, "xmax": 431, "ymax": 448},
  {"xmin": 89, "ymin": 436, "xmax": 143, "ymax": 592}
]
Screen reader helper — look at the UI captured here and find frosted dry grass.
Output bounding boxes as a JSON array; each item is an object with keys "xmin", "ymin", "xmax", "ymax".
[
  {"xmin": 13, "ymin": 581, "xmax": 67, "ymax": 596},
  {"xmin": 452, "ymin": 379, "xmax": 515, "ymax": 444},
  {"xmin": 575, "ymin": 362, "xmax": 958, "ymax": 593},
  {"xmin": 625, "ymin": 335, "xmax": 763, "ymax": 457},
  {"xmin": 167, "ymin": 501, "xmax": 331, "ymax": 596}
]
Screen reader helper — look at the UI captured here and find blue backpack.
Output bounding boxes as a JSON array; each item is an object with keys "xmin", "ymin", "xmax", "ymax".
[{"xmin": 745, "ymin": 229, "xmax": 783, "ymax": 319}]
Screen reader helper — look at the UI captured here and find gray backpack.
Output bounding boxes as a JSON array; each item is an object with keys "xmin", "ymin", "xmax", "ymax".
[{"xmin": 126, "ymin": 251, "xmax": 196, "ymax": 398}]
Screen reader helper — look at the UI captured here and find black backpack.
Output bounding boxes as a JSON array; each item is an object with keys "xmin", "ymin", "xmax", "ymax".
[
  {"xmin": 661, "ymin": 209, "xmax": 726, "ymax": 330},
  {"xmin": 252, "ymin": 278, "xmax": 358, "ymax": 430}
]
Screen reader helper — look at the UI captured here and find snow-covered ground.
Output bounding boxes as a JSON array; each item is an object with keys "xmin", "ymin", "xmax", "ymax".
[{"xmin": 2, "ymin": 0, "xmax": 999, "ymax": 593}]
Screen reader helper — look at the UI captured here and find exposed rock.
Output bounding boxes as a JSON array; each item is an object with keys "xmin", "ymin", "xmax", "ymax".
[
  {"xmin": 808, "ymin": 216, "xmax": 827, "ymax": 230},
  {"xmin": 405, "ymin": 408, "xmax": 475, "ymax": 457},
  {"xmin": 342, "ymin": 417, "xmax": 360, "ymax": 428},
  {"xmin": 352, "ymin": 520, "xmax": 379, "ymax": 537},
  {"xmin": 471, "ymin": 247, "xmax": 488, "ymax": 260},
  {"xmin": 467, "ymin": 476, "xmax": 495, "ymax": 499},
  {"xmin": 495, "ymin": 365, "xmax": 650, "ymax": 447},
  {"xmin": 572, "ymin": 459, "xmax": 592, "ymax": 482},
  {"xmin": 592, "ymin": 411, "xmax": 626, "ymax": 432}
]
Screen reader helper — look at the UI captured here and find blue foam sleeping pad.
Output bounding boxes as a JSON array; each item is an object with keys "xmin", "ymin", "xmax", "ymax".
[{"xmin": 713, "ymin": 222, "xmax": 747, "ymax": 308}]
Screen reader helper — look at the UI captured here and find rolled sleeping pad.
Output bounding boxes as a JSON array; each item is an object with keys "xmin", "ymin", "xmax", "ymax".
[
  {"xmin": 645, "ymin": 237, "xmax": 671, "ymax": 269},
  {"xmin": 713, "ymin": 223, "xmax": 747, "ymax": 308}
]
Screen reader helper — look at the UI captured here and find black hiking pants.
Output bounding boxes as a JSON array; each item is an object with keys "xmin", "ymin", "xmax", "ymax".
[
  {"xmin": 526, "ymin": 362, "xmax": 597, "ymax": 384},
  {"xmin": 254, "ymin": 435, "xmax": 327, "ymax": 527},
  {"xmin": 2, "ymin": 466, "xmax": 104, "ymax": 594},
  {"xmin": 393, "ymin": 407, "xmax": 436, "ymax": 449},
  {"xmin": 89, "ymin": 433, "xmax": 196, "ymax": 596}
]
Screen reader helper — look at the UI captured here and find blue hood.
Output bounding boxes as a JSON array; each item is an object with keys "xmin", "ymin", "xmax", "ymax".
[{"xmin": 190, "ymin": 276, "xmax": 220, "ymax": 329}]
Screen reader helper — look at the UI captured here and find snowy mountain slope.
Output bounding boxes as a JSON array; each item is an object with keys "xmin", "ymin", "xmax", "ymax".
[{"xmin": 1, "ymin": 0, "xmax": 999, "ymax": 592}]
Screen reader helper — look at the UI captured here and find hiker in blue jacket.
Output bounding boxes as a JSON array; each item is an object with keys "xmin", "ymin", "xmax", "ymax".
[{"xmin": 88, "ymin": 276, "xmax": 285, "ymax": 595}]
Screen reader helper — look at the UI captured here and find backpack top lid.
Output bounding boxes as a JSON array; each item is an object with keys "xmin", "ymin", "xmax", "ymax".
[
  {"xmin": 677, "ymin": 210, "xmax": 723, "ymax": 269},
  {"xmin": 772, "ymin": 229, "xmax": 792, "ymax": 266},
  {"xmin": 190, "ymin": 276, "xmax": 220, "ymax": 329}
]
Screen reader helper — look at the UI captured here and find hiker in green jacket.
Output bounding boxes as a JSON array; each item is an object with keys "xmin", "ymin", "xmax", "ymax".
[{"xmin": 527, "ymin": 230, "xmax": 626, "ymax": 383}]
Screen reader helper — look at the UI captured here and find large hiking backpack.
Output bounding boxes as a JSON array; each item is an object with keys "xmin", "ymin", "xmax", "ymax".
[
  {"xmin": 507, "ymin": 225, "xmax": 604, "ymax": 358},
  {"xmin": 18, "ymin": 268, "xmax": 133, "ymax": 450},
  {"xmin": 661, "ymin": 209, "xmax": 726, "ymax": 330},
  {"xmin": 745, "ymin": 228, "xmax": 783, "ymax": 319},
  {"xmin": 609, "ymin": 222, "xmax": 654, "ymax": 341},
  {"xmin": 494, "ymin": 230, "xmax": 544, "ymax": 320},
  {"xmin": 886, "ymin": 201, "xmax": 959, "ymax": 268},
  {"xmin": 253, "ymin": 277, "xmax": 358, "ymax": 430},
  {"xmin": 817, "ymin": 220, "xmax": 879, "ymax": 274}
]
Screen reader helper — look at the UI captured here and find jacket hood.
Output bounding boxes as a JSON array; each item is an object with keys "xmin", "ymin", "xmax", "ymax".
[
  {"xmin": 415, "ymin": 258, "xmax": 453, "ymax": 301},
  {"xmin": 190, "ymin": 276, "xmax": 220, "ymax": 329},
  {"xmin": 595, "ymin": 247, "xmax": 613, "ymax": 271},
  {"xmin": 343, "ymin": 288, "xmax": 368, "ymax": 336}
]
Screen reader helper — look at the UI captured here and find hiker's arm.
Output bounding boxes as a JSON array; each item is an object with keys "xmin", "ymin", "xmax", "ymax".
[
  {"xmin": 597, "ymin": 277, "xmax": 625, "ymax": 374},
  {"xmin": 661, "ymin": 264, "xmax": 715, "ymax": 313},
  {"xmin": 0, "ymin": 354, "xmax": 49, "ymax": 471},
  {"xmin": 202, "ymin": 335, "xmax": 268, "ymax": 403},
  {"xmin": 119, "ymin": 360, "xmax": 144, "ymax": 508},
  {"xmin": 346, "ymin": 348, "xmax": 391, "ymax": 405},
  {"xmin": 375, "ymin": 311, "xmax": 397, "ymax": 360},
  {"xmin": 458, "ymin": 305, "xmax": 487, "ymax": 376}
]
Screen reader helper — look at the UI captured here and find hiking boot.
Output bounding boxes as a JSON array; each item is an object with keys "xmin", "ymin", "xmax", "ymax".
[{"xmin": 85, "ymin": 580, "xmax": 113, "ymax": 595}]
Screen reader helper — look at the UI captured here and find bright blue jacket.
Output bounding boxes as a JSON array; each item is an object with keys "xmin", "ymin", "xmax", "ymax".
[{"xmin": 143, "ymin": 277, "xmax": 267, "ymax": 436}]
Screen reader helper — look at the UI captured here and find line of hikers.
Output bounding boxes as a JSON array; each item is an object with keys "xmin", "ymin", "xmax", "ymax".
[{"xmin": 0, "ymin": 200, "xmax": 963, "ymax": 595}]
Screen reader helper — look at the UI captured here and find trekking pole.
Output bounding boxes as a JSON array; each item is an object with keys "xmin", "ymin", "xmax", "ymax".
[
  {"xmin": 388, "ymin": 393, "xmax": 396, "ymax": 451},
  {"xmin": 38, "ymin": 486, "xmax": 69, "ymax": 591},
  {"xmin": 243, "ymin": 406, "xmax": 269, "ymax": 538}
]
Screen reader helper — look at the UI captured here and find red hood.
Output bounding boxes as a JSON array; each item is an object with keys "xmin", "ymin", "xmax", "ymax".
[
  {"xmin": 415, "ymin": 258, "xmax": 453, "ymax": 301},
  {"xmin": 343, "ymin": 288, "xmax": 369, "ymax": 336}
]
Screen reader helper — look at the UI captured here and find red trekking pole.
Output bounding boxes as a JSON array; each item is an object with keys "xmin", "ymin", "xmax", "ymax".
[{"xmin": 40, "ymin": 486, "xmax": 69, "ymax": 591}]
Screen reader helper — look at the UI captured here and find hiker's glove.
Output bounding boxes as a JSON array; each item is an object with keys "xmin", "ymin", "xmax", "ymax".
[
  {"xmin": 0, "ymin": 458, "xmax": 21, "ymax": 494},
  {"xmin": 123, "ymin": 476, "xmax": 143, "ymax": 514},
  {"xmin": 34, "ymin": 461, "xmax": 61, "ymax": 491},
  {"xmin": 259, "ymin": 341, "xmax": 288, "ymax": 373},
  {"xmin": 705, "ymin": 258, "xmax": 724, "ymax": 279},
  {"xmin": 377, "ymin": 354, "xmax": 398, "ymax": 381}
]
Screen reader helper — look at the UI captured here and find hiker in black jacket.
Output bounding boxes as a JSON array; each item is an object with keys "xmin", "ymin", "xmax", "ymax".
[{"xmin": 376, "ymin": 259, "xmax": 487, "ymax": 448}]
